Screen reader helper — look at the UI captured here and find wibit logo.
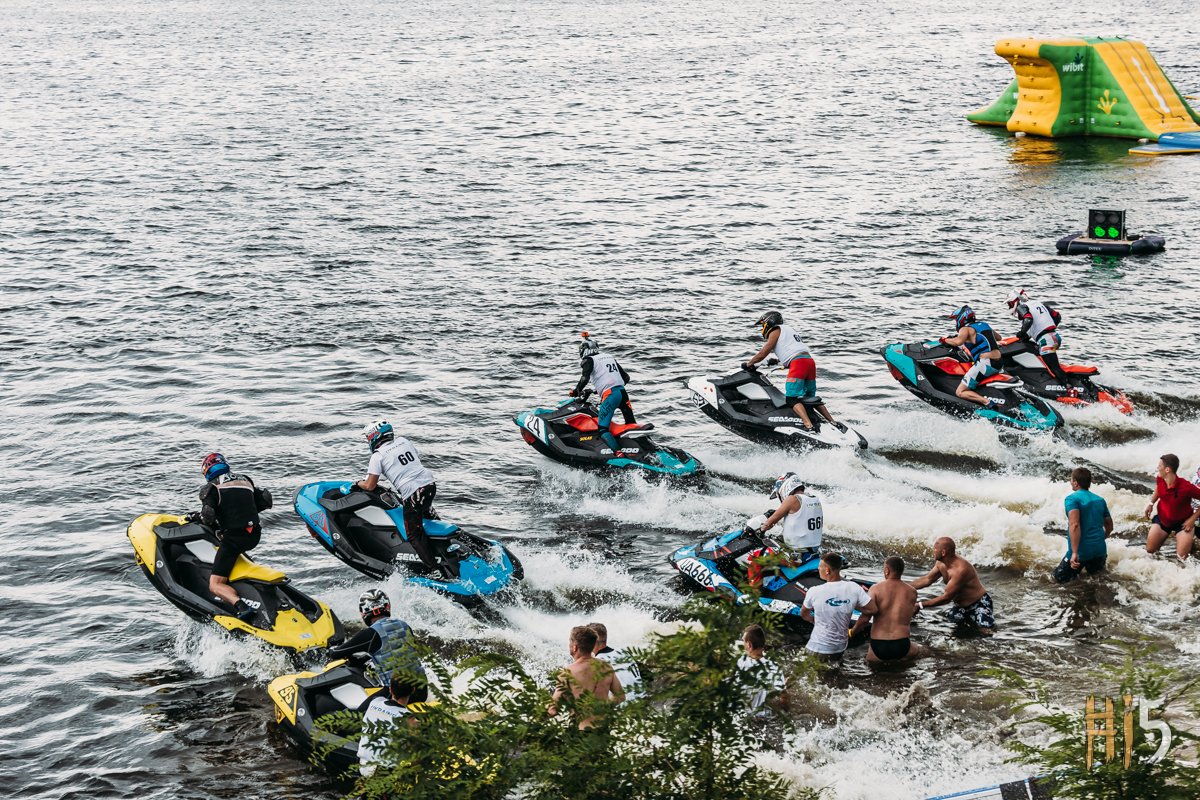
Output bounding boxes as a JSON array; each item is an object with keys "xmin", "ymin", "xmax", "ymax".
[
  {"xmin": 1098, "ymin": 89, "xmax": 1119, "ymax": 114},
  {"xmin": 1062, "ymin": 52, "xmax": 1085, "ymax": 72}
]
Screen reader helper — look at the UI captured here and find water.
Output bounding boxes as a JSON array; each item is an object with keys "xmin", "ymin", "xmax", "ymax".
[{"xmin": 3, "ymin": 0, "xmax": 1200, "ymax": 797}]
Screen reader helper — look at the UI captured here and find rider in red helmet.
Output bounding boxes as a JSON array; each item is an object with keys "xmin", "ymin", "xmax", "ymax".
[{"xmin": 197, "ymin": 453, "xmax": 273, "ymax": 622}]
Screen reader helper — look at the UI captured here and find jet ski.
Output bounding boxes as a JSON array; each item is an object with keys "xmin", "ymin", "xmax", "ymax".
[
  {"xmin": 668, "ymin": 515, "xmax": 871, "ymax": 632},
  {"xmin": 127, "ymin": 513, "xmax": 343, "ymax": 653},
  {"xmin": 294, "ymin": 482, "xmax": 522, "ymax": 606},
  {"xmin": 880, "ymin": 341, "xmax": 1062, "ymax": 432},
  {"xmin": 514, "ymin": 389, "xmax": 704, "ymax": 479},
  {"xmin": 269, "ymin": 658, "xmax": 389, "ymax": 773},
  {"xmin": 687, "ymin": 366, "xmax": 867, "ymax": 450},
  {"xmin": 995, "ymin": 336, "xmax": 1134, "ymax": 414}
]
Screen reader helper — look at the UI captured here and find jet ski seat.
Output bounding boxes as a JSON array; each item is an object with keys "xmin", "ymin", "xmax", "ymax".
[
  {"xmin": 329, "ymin": 682, "xmax": 370, "ymax": 710},
  {"xmin": 610, "ymin": 422, "xmax": 655, "ymax": 436},
  {"xmin": 978, "ymin": 373, "xmax": 1018, "ymax": 386},
  {"xmin": 1063, "ymin": 364, "xmax": 1099, "ymax": 374},
  {"xmin": 796, "ymin": 396, "xmax": 824, "ymax": 407},
  {"xmin": 179, "ymin": 539, "xmax": 285, "ymax": 583}
]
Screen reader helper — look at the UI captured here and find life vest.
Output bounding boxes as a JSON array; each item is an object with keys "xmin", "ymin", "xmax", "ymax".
[
  {"xmin": 965, "ymin": 322, "xmax": 999, "ymax": 362},
  {"xmin": 1023, "ymin": 301, "xmax": 1058, "ymax": 340},
  {"xmin": 369, "ymin": 617, "xmax": 424, "ymax": 688},
  {"xmin": 588, "ymin": 352, "xmax": 625, "ymax": 397},
  {"xmin": 780, "ymin": 493, "xmax": 823, "ymax": 549},
  {"xmin": 770, "ymin": 325, "xmax": 811, "ymax": 367},
  {"xmin": 371, "ymin": 437, "xmax": 435, "ymax": 500},
  {"xmin": 202, "ymin": 472, "xmax": 260, "ymax": 532}
]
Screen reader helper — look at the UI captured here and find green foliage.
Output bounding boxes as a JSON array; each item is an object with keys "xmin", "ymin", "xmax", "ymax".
[
  {"xmin": 982, "ymin": 641, "xmax": 1200, "ymax": 800},
  {"xmin": 314, "ymin": 596, "xmax": 825, "ymax": 800}
]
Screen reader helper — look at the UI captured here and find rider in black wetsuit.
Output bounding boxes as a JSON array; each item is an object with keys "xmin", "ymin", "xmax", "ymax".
[
  {"xmin": 198, "ymin": 453, "xmax": 272, "ymax": 623},
  {"xmin": 327, "ymin": 590, "xmax": 427, "ymax": 702}
]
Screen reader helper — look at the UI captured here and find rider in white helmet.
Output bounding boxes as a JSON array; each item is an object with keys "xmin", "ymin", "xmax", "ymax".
[
  {"xmin": 354, "ymin": 420, "xmax": 446, "ymax": 577},
  {"xmin": 1006, "ymin": 288, "xmax": 1071, "ymax": 391},
  {"xmin": 744, "ymin": 473, "xmax": 825, "ymax": 586}
]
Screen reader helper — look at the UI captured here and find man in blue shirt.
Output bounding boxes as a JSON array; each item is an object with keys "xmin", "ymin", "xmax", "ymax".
[{"xmin": 1052, "ymin": 467, "xmax": 1113, "ymax": 584}]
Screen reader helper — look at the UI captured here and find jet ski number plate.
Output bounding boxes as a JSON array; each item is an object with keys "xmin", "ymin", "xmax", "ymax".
[
  {"xmin": 676, "ymin": 557, "xmax": 716, "ymax": 589},
  {"xmin": 524, "ymin": 416, "xmax": 547, "ymax": 443}
]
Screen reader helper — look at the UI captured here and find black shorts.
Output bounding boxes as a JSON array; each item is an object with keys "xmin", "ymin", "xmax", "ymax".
[
  {"xmin": 1052, "ymin": 555, "xmax": 1106, "ymax": 584},
  {"xmin": 1151, "ymin": 515, "xmax": 1197, "ymax": 536},
  {"xmin": 211, "ymin": 527, "xmax": 261, "ymax": 579},
  {"xmin": 870, "ymin": 638, "xmax": 911, "ymax": 661}
]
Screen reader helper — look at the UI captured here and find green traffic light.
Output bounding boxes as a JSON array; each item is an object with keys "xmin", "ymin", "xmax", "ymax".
[
  {"xmin": 1094, "ymin": 226, "xmax": 1105, "ymax": 237},
  {"xmin": 1108, "ymin": 227, "xmax": 1120, "ymax": 238}
]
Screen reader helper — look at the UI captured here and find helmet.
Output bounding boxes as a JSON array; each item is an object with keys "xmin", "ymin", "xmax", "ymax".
[
  {"xmin": 359, "ymin": 589, "xmax": 390, "ymax": 621},
  {"xmin": 1005, "ymin": 288, "xmax": 1028, "ymax": 318},
  {"xmin": 756, "ymin": 311, "xmax": 784, "ymax": 340},
  {"xmin": 579, "ymin": 331, "xmax": 600, "ymax": 359},
  {"xmin": 769, "ymin": 471, "xmax": 805, "ymax": 500},
  {"xmin": 362, "ymin": 420, "xmax": 394, "ymax": 452},
  {"xmin": 201, "ymin": 453, "xmax": 230, "ymax": 481},
  {"xmin": 948, "ymin": 305, "xmax": 976, "ymax": 330}
]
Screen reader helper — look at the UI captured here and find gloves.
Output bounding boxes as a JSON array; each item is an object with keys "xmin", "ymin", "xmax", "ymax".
[
  {"xmin": 568, "ymin": 389, "xmax": 577, "ymax": 397},
  {"xmin": 938, "ymin": 337, "xmax": 948, "ymax": 344},
  {"xmin": 766, "ymin": 358, "xmax": 779, "ymax": 367},
  {"xmin": 742, "ymin": 362, "xmax": 757, "ymax": 372}
]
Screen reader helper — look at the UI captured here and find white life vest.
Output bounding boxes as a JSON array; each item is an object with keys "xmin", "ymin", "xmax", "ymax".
[
  {"xmin": 771, "ymin": 325, "xmax": 811, "ymax": 367},
  {"xmin": 1024, "ymin": 300, "xmax": 1057, "ymax": 340},
  {"xmin": 589, "ymin": 352, "xmax": 625, "ymax": 397},
  {"xmin": 369, "ymin": 436, "xmax": 435, "ymax": 500},
  {"xmin": 780, "ymin": 492, "xmax": 823, "ymax": 549},
  {"xmin": 358, "ymin": 695, "xmax": 409, "ymax": 773}
]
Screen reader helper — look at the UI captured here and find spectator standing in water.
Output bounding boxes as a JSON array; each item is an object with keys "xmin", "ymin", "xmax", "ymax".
[
  {"xmin": 909, "ymin": 537, "xmax": 995, "ymax": 634},
  {"xmin": 850, "ymin": 556, "xmax": 928, "ymax": 664},
  {"xmin": 1053, "ymin": 467, "xmax": 1113, "ymax": 583},
  {"xmin": 800, "ymin": 553, "xmax": 876, "ymax": 662},
  {"xmin": 1144, "ymin": 454, "xmax": 1200, "ymax": 561}
]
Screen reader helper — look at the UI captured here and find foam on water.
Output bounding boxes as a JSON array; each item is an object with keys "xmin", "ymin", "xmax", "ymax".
[{"xmin": 172, "ymin": 620, "xmax": 296, "ymax": 682}]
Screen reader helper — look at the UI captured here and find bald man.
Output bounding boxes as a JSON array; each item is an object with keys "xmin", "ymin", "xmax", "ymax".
[{"xmin": 908, "ymin": 537, "xmax": 995, "ymax": 634}]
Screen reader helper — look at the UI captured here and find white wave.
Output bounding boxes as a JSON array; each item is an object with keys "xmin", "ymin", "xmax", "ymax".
[{"xmin": 172, "ymin": 619, "xmax": 295, "ymax": 681}]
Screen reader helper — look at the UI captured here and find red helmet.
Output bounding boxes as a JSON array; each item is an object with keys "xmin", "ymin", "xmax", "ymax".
[{"xmin": 202, "ymin": 453, "xmax": 230, "ymax": 480}]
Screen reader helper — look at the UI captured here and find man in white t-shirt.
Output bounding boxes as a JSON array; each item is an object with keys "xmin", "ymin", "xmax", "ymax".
[
  {"xmin": 800, "ymin": 553, "xmax": 876, "ymax": 661},
  {"xmin": 354, "ymin": 419, "xmax": 445, "ymax": 576},
  {"xmin": 736, "ymin": 624, "xmax": 788, "ymax": 715},
  {"xmin": 358, "ymin": 672, "xmax": 419, "ymax": 778}
]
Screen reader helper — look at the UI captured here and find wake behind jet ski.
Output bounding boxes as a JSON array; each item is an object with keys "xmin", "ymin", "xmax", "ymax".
[
  {"xmin": 688, "ymin": 364, "xmax": 867, "ymax": 449},
  {"xmin": 295, "ymin": 482, "xmax": 522, "ymax": 605},
  {"xmin": 996, "ymin": 336, "xmax": 1134, "ymax": 414},
  {"xmin": 127, "ymin": 513, "xmax": 343, "ymax": 653}
]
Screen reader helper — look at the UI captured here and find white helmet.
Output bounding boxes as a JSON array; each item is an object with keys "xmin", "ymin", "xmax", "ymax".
[
  {"xmin": 1006, "ymin": 288, "xmax": 1029, "ymax": 318},
  {"xmin": 769, "ymin": 472, "xmax": 805, "ymax": 500},
  {"xmin": 361, "ymin": 420, "xmax": 394, "ymax": 452}
]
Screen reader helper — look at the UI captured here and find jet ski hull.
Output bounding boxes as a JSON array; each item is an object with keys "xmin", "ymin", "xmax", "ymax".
[
  {"xmin": 294, "ymin": 483, "xmax": 522, "ymax": 606},
  {"xmin": 996, "ymin": 338, "xmax": 1134, "ymax": 414},
  {"xmin": 668, "ymin": 528, "xmax": 871, "ymax": 632},
  {"xmin": 269, "ymin": 659, "xmax": 385, "ymax": 773},
  {"xmin": 514, "ymin": 398, "xmax": 704, "ymax": 479},
  {"xmin": 127, "ymin": 513, "xmax": 344, "ymax": 653},
  {"xmin": 881, "ymin": 342, "xmax": 1062, "ymax": 432},
  {"xmin": 687, "ymin": 370, "xmax": 868, "ymax": 450}
]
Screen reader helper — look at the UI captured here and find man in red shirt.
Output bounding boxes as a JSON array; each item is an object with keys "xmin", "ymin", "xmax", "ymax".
[{"xmin": 1144, "ymin": 454, "xmax": 1200, "ymax": 561}]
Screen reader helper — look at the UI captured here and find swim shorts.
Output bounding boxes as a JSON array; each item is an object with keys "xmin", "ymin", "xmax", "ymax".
[
  {"xmin": 1036, "ymin": 332, "xmax": 1062, "ymax": 356},
  {"xmin": 785, "ymin": 356, "xmax": 816, "ymax": 399},
  {"xmin": 961, "ymin": 359, "xmax": 1000, "ymax": 390},
  {"xmin": 870, "ymin": 637, "xmax": 911, "ymax": 661},
  {"xmin": 212, "ymin": 526, "xmax": 261, "ymax": 579},
  {"xmin": 944, "ymin": 591, "xmax": 996, "ymax": 630},
  {"xmin": 1151, "ymin": 514, "xmax": 1198, "ymax": 536},
  {"xmin": 1052, "ymin": 555, "xmax": 1106, "ymax": 584}
]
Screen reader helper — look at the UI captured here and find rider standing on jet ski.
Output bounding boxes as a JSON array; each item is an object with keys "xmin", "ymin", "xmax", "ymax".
[
  {"xmin": 354, "ymin": 420, "xmax": 446, "ymax": 578},
  {"xmin": 743, "ymin": 311, "xmax": 845, "ymax": 433},
  {"xmin": 569, "ymin": 332, "xmax": 635, "ymax": 454},
  {"xmin": 197, "ymin": 453, "xmax": 272, "ymax": 623},
  {"xmin": 1006, "ymin": 288, "xmax": 1073, "ymax": 393},
  {"xmin": 328, "ymin": 590, "xmax": 426, "ymax": 698},
  {"xmin": 940, "ymin": 305, "xmax": 1003, "ymax": 409}
]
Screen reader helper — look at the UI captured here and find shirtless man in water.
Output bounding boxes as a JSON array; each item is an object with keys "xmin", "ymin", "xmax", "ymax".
[
  {"xmin": 909, "ymin": 537, "xmax": 995, "ymax": 634},
  {"xmin": 548, "ymin": 626, "xmax": 625, "ymax": 726},
  {"xmin": 850, "ymin": 556, "xmax": 929, "ymax": 663}
]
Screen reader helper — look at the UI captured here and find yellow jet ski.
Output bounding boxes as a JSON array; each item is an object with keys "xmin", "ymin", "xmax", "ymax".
[
  {"xmin": 269, "ymin": 659, "xmax": 386, "ymax": 772},
  {"xmin": 127, "ymin": 513, "xmax": 344, "ymax": 653}
]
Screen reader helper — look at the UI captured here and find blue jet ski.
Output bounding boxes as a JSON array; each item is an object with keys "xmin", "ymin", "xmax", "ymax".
[
  {"xmin": 294, "ymin": 482, "xmax": 522, "ymax": 606},
  {"xmin": 668, "ymin": 515, "xmax": 871, "ymax": 631},
  {"xmin": 514, "ymin": 389, "xmax": 704, "ymax": 479}
]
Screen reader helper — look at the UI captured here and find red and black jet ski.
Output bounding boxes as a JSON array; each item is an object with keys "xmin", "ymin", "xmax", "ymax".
[{"xmin": 995, "ymin": 337, "xmax": 1134, "ymax": 414}]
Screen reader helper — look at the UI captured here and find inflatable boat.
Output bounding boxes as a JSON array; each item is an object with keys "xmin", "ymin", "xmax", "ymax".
[{"xmin": 1055, "ymin": 233, "xmax": 1165, "ymax": 255}]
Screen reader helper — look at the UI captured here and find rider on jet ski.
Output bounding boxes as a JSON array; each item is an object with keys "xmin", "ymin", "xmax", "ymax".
[
  {"xmin": 940, "ymin": 305, "xmax": 1002, "ymax": 410},
  {"xmin": 743, "ymin": 311, "xmax": 845, "ymax": 433},
  {"xmin": 197, "ymin": 453, "xmax": 273, "ymax": 623},
  {"xmin": 569, "ymin": 332, "xmax": 635, "ymax": 453},
  {"xmin": 1006, "ymin": 288, "xmax": 1074, "ymax": 394},
  {"xmin": 354, "ymin": 420, "xmax": 449, "ymax": 578},
  {"xmin": 746, "ymin": 472, "xmax": 824, "ymax": 586},
  {"xmin": 327, "ymin": 589, "xmax": 426, "ymax": 696}
]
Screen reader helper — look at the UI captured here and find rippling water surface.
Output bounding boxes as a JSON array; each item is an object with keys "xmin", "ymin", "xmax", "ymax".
[{"xmin": 4, "ymin": 0, "xmax": 1200, "ymax": 797}]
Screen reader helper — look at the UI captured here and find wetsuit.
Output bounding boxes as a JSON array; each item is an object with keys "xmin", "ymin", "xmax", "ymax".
[
  {"xmin": 573, "ymin": 352, "xmax": 634, "ymax": 451},
  {"xmin": 199, "ymin": 472, "xmax": 271, "ymax": 579},
  {"xmin": 1016, "ymin": 300, "xmax": 1067, "ymax": 383}
]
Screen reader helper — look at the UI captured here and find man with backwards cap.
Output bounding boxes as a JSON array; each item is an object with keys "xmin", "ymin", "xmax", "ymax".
[{"xmin": 197, "ymin": 453, "xmax": 273, "ymax": 623}]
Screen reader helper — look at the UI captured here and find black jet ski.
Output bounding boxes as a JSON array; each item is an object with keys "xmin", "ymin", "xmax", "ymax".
[
  {"xmin": 687, "ymin": 366, "xmax": 867, "ymax": 450},
  {"xmin": 667, "ymin": 515, "xmax": 871, "ymax": 632},
  {"xmin": 880, "ymin": 341, "xmax": 1062, "ymax": 432},
  {"xmin": 514, "ymin": 389, "xmax": 704, "ymax": 479},
  {"xmin": 995, "ymin": 336, "xmax": 1134, "ymax": 414},
  {"xmin": 127, "ymin": 513, "xmax": 344, "ymax": 653},
  {"xmin": 294, "ymin": 482, "xmax": 522, "ymax": 606}
]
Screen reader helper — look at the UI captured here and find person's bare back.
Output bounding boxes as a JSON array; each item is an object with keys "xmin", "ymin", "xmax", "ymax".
[
  {"xmin": 852, "ymin": 556, "xmax": 928, "ymax": 663},
  {"xmin": 548, "ymin": 626, "xmax": 625, "ymax": 727}
]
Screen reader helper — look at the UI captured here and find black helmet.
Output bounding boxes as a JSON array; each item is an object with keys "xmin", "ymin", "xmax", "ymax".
[
  {"xmin": 756, "ymin": 311, "xmax": 784, "ymax": 340},
  {"xmin": 579, "ymin": 331, "xmax": 600, "ymax": 359}
]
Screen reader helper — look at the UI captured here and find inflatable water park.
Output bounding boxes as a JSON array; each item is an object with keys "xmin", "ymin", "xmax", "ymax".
[{"xmin": 969, "ymin": 37, "xmax": 1200, "ymax": 155}]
